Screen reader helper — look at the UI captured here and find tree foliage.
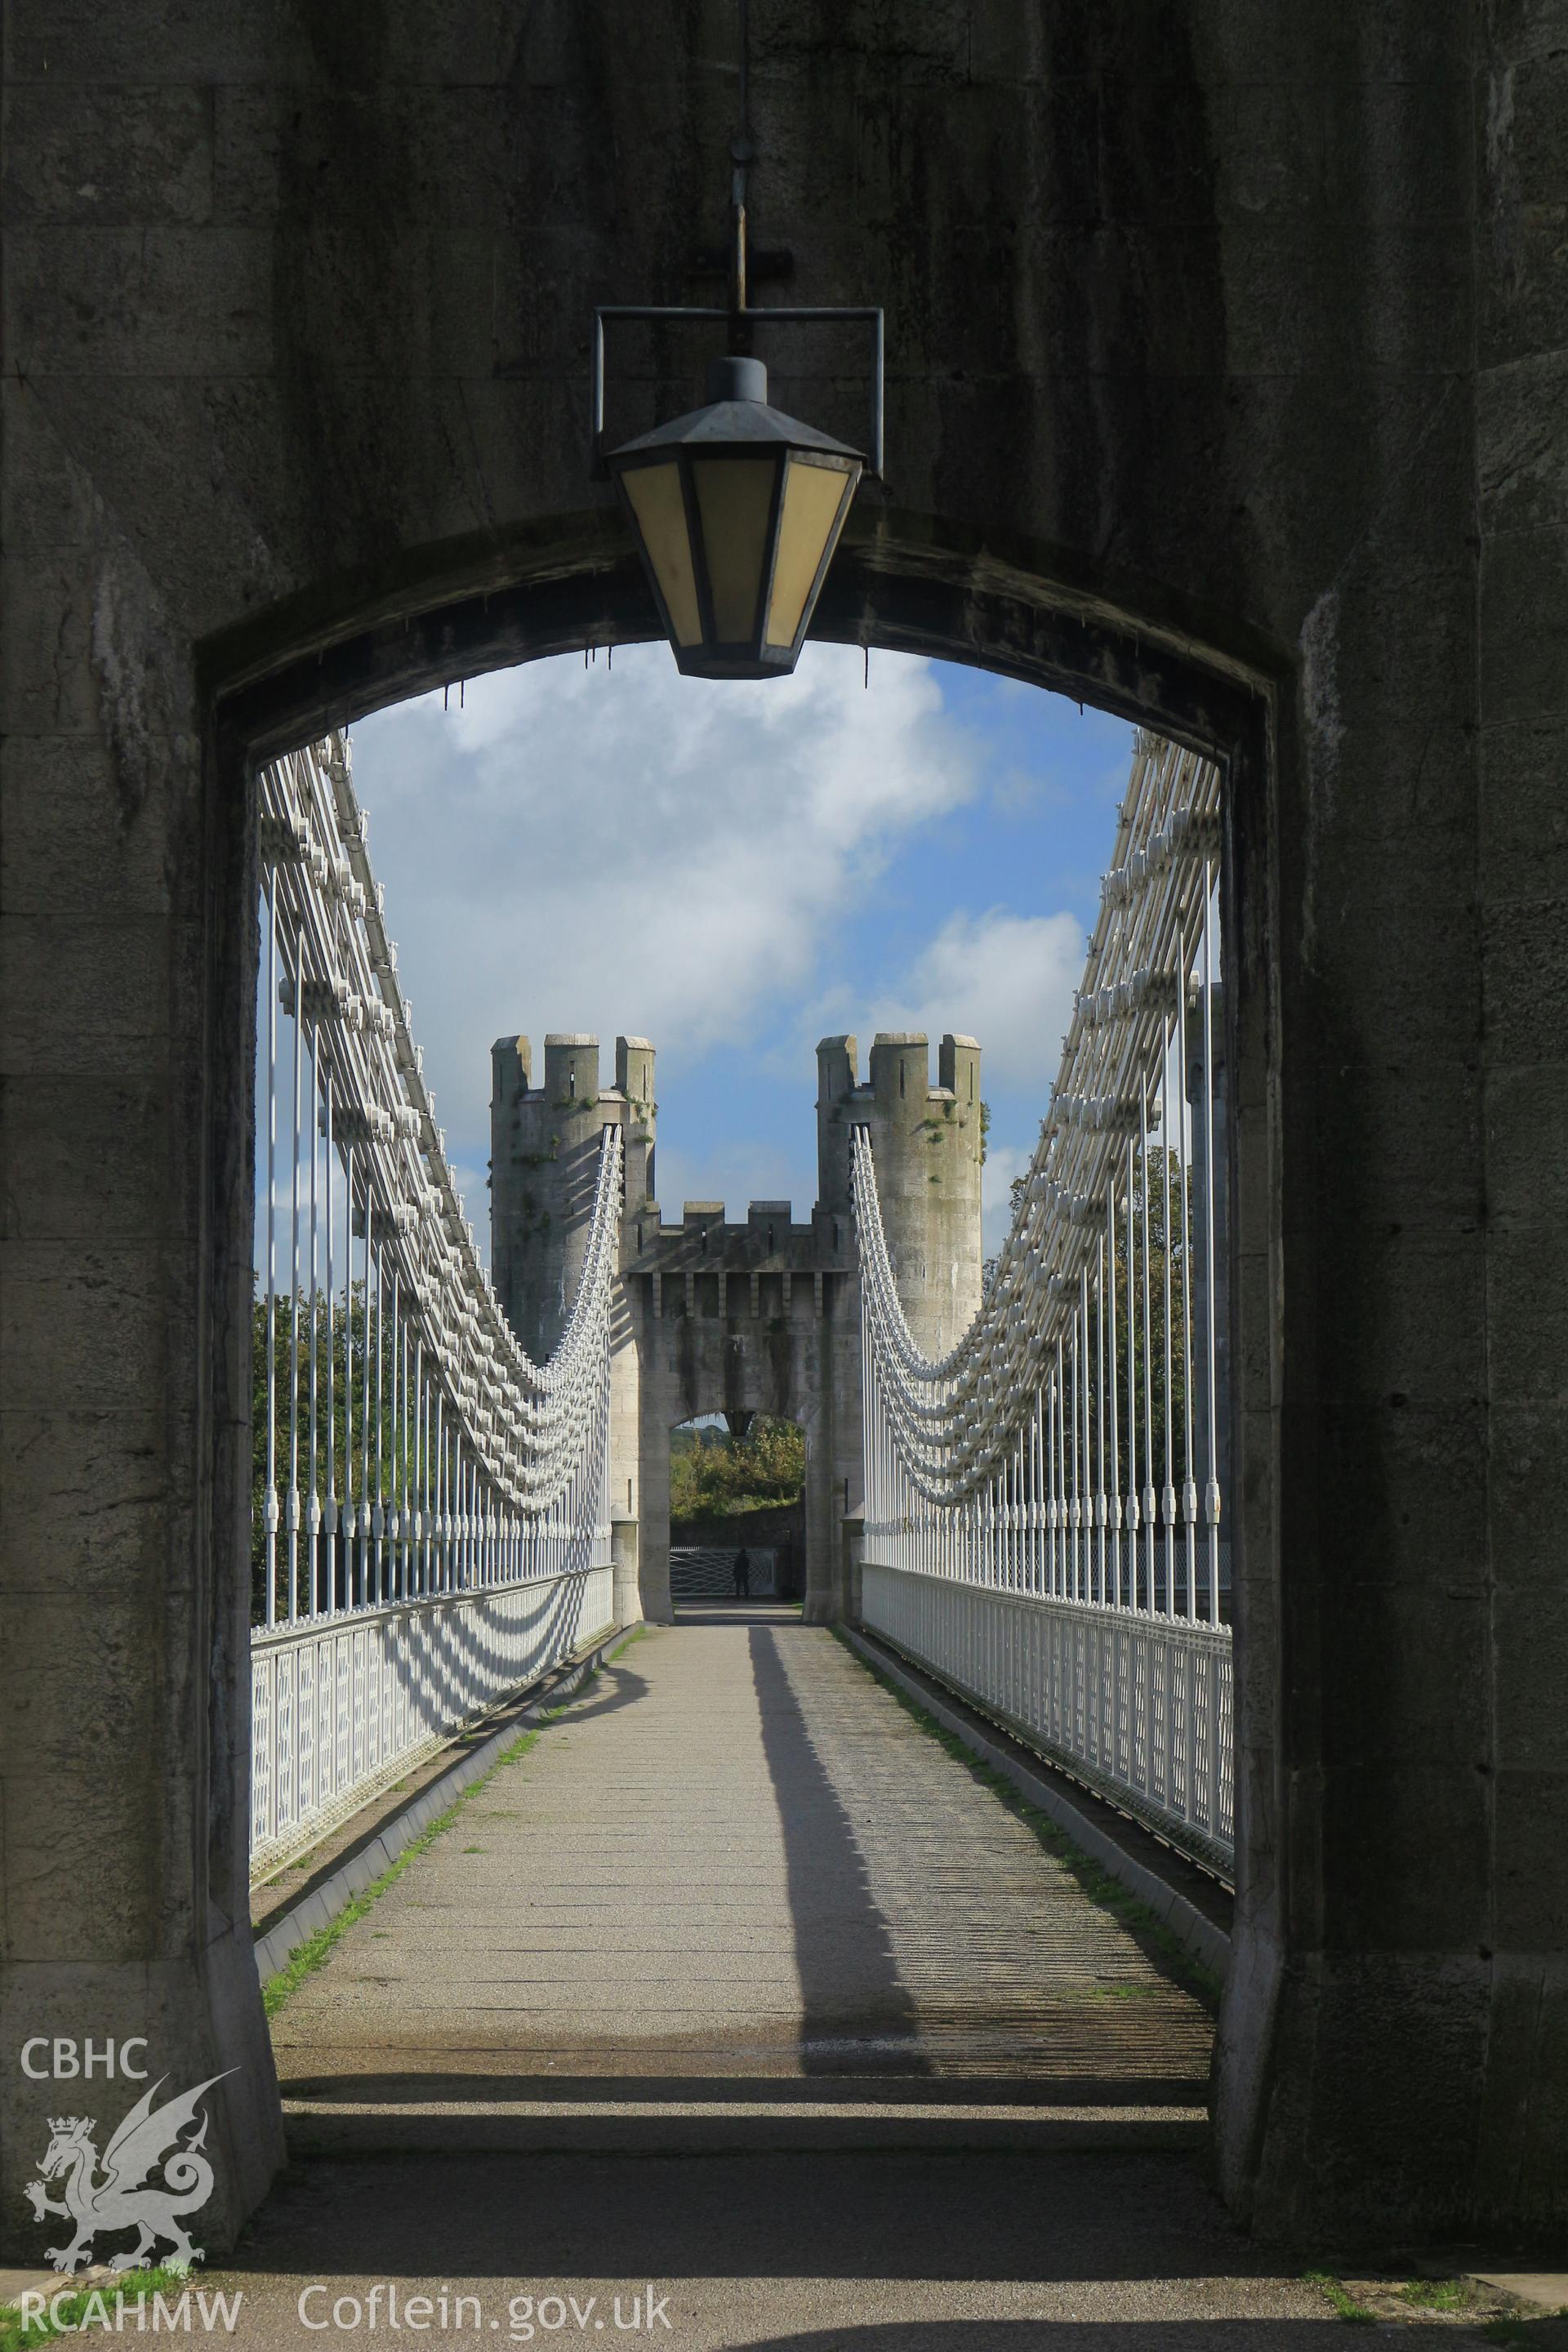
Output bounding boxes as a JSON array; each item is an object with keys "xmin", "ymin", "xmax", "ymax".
[
  {"xmin": 1111, "ymin": 1144, "xmax": 1196, "ymax": 1490},
  {"xmin": 993, "ymin": 1146, "xmax": 1200, "ymax": 1491},
  {"xmin": 251, "ymin": 1285, "xmax": 408, "ymax": 1621},
  {"xmin": 669, "ymin": 1415, "xmax": 806, "ymax": 1527}
]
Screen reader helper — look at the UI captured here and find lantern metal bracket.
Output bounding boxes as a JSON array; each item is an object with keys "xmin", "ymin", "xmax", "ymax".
[
  {"xmin": 591, "ymin": 1, "xmax": 881, "ymax": 488},
  {"xmin": 590, "ymin": 302, "xmax": 884, "ymax": 485}
]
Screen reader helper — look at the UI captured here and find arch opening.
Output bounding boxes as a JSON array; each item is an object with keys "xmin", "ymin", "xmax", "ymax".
[
  {"xmin": 210, "ymin": 514, "xmax": 1278, "ymax": 2239},
  {"xmin": 668, "ymin": 1413, "xmax": 807, "ymax": 1606}
]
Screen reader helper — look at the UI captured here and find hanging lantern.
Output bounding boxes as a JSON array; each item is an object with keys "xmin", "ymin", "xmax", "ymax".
[{"xmin": 605, "ymin": 356, "xmax": 863, "ymax": 681}]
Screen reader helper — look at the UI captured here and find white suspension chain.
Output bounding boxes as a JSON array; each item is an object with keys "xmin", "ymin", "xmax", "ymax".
[
  {"xmin": 854, "ymin": 736, "xmax": 1222, "ymax": 1505},
  {"xmin": 852, "ymin": 731, "xmax": 1232, "ymax": 1870},
  {"xmin": 254, "ymin": 733, "xmax": 621, "ymax": 1632}
]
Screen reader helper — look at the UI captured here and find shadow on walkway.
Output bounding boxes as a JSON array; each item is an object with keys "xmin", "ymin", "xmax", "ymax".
[
  {"xmin": 274, "ymin": 2070, "xmax": 1199, "ymax": 2109},
  {"xmin": 216, "ymin": 2136, "xmax": 1422, "ymax": 2350},
  {"xmin": 231, "ymin": 2145, "xmax": 1281, "ymax": 2284},
  {"xmin": 749, "ymin": 1623, "xmax": 929, "ymax": 2076},
  {"xmin": 529, "ymin": 1650, "xmax": 652, "ymax": 1729}
]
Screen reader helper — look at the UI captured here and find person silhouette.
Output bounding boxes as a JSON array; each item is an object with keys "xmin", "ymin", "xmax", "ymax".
[{"xmin": 733, "ymin": 1547, "xmax": 751, "ymax": 1599}]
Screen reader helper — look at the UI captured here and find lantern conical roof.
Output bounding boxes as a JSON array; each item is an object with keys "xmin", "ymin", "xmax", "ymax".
[{"xmin": 612, "ymin": 356, "xmax": 862, "ymax": 460}]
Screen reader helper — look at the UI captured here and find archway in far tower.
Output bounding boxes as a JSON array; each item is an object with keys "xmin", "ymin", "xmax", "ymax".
[{"xmin": 666, "ymin": 1412, "xmax": 808, "ymax": 1607}]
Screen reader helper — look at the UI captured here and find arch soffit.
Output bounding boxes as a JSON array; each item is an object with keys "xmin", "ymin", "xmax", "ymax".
[{"xmin": 207, "ymin": 504, "xmax": 1279, "ymax": 772}]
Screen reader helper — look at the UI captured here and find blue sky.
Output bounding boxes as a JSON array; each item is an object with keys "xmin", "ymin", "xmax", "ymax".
[{"xmin": 349, "ymin": 645, "xmax": 1134, "ymax": 1257}]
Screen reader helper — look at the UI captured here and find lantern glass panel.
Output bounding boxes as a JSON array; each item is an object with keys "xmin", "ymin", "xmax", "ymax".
[
  {"xmin": 692, "ymin": 457, "xmax": 779, "ymax": 643},
  {"xmin": 766, "ymin": 459, "xmax": 853, "ymax": 651},
  {"xmin": 621, "ymin": 461, "xmax": 702, "ymax": 647}
]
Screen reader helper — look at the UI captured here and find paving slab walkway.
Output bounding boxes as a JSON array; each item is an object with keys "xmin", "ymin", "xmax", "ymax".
[
  {"xmin": 214, "ymin": 1621, "xmax": 1503, "ymax": 2345},
  {"xmin": 272, "ymin": 1612, "xmax": 1213, "ymax": 2149}
]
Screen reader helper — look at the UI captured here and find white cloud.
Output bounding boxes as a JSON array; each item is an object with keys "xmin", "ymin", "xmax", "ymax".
[
  {"xmin": 982, "ymin": 1141, "xmax": 1036, "ymax": 1258},
  {"xmin": 349, "ymin": 642, "xmax": 978, "ymax": 1162},
  {"xmin": 806, "ymin": 904, "xmax": 1084, "ymax": 1101},
  {"xmin": 448, "ymin": 1159, "xmax": 490, "ymax": 1266},
  {"xmin": 877, "ymin": 906, "xmax": 1083, "ymax": 1092}
]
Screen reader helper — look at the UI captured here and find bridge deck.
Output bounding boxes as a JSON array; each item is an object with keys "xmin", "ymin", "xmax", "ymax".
[{"xmin": 272, "ymin": 1611, "xmax": 1214, "ymax": 2148}]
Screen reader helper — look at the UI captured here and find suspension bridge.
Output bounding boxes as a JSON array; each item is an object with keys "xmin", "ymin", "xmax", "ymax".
[
  {"xmin": 241, "ymin": 729, "xmax": 1233, "ymax": 2154},
  {"xmin": 250, "ymin": 740, "xmax": 624, "ymax": 1872}
]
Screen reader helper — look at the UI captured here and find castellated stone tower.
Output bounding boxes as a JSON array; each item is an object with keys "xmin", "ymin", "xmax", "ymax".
[
  {"xmin": 490, "ymin": 1032, "xmax": 655, "ymax": 1359},
  {"xmin": 490, "ymin": 1022, "xmax": 982, "ymax": 1627},
  {"xmin": 817, "ymin": 1031, "xmax": 984, "ymax": 1358}
]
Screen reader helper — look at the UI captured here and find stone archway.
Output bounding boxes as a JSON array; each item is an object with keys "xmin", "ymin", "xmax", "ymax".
[
  {"xmin": 4, "ymin": 0, "xmax": 1553, "ymax": 2250},
  {"xmin": 666, "ymin": 1414, "xmax": 808, "ymax": 1609},
  {"xmin": 195, "ymin": 519, "xmax": 1284, "ymax": 2221}
]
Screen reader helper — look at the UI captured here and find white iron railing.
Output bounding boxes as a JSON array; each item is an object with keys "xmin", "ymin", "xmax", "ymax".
[
  {"xmin": 853, "ymin": 734, "xmax": 1233, "ymax": 1874},
  {"xmin": 250, "ymin": 737, "xmax": 621, "ymax": 1874},
  {"xmin": 250, "ymin": 1567, "xmax": 614, "ymax": 1864}
]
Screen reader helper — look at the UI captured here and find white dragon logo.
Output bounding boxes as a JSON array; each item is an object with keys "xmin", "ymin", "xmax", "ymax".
[{"xmin": 23, "ymin": 2074, "xmax": 234, "ymax": 2273}]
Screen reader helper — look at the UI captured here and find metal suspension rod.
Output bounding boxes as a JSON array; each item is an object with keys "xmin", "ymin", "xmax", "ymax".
[
  {"xmin": 287, "ymin": 935, "xmax": 302, "ymax": 1626},
  {"xmin": 1202, "ymin": 864, "xmax": 1222, "ymax": 1625},
  {"xmin": 1175, "ymin": 928, "xmax": 1196, "ymax": 1623},
  {"xmin": 264, "ymin": 868, "xmax": 278, "ymax": 1628}
]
